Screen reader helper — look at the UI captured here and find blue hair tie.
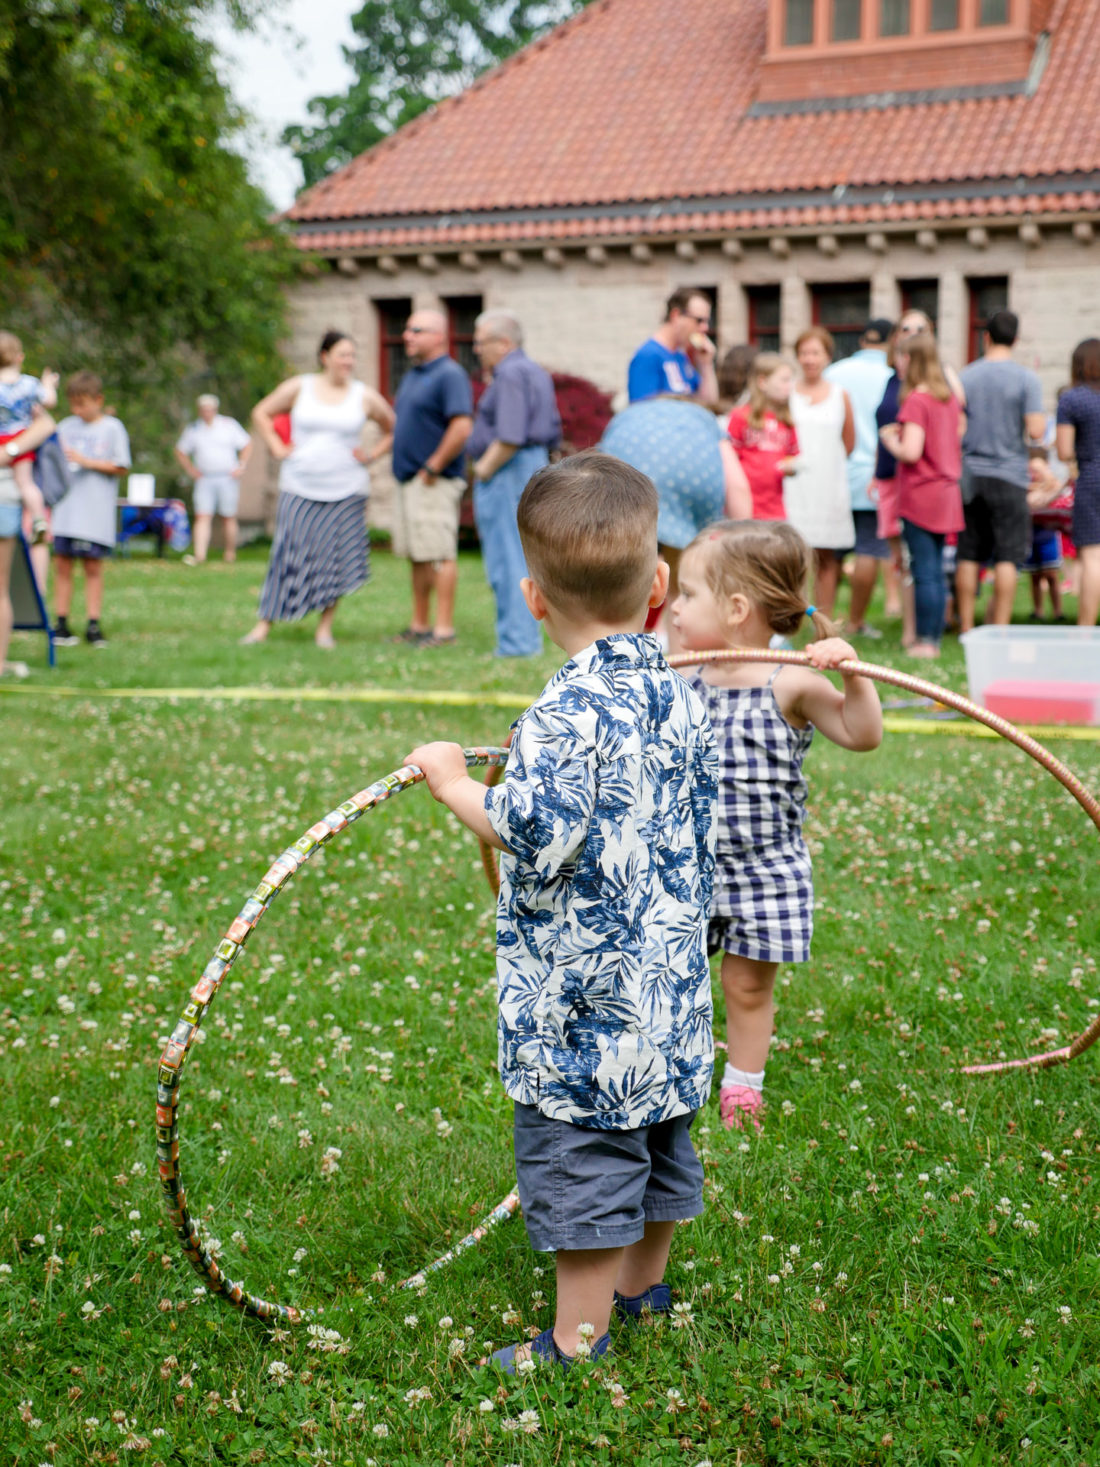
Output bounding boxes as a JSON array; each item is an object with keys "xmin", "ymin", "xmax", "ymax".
[{"xmin": 805, "ymin": 604, "xmax": 816, "ymax": 618}]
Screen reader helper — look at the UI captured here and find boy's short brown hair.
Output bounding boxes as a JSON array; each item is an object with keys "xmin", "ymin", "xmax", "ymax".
[
  {"xmin": 517, "ymin": 451, "xmax": 658, "ymax": 622},
  {"xmin": 0, "ymin": 331, "xmax": 23, "ymax": 367},
  {"xmin": 66, "ymin": 369, "xmax": 103, "ymax": 400}
]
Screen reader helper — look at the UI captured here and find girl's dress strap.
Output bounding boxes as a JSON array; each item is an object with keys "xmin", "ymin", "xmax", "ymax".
[{"xmin": 766, "ymin": 663, "xmax": 785, "ymax": 688}]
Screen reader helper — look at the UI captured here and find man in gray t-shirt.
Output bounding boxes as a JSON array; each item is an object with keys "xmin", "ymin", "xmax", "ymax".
[{"xmin": 957, "ymin": 310, "xmax": 1046, "ymax": 632}]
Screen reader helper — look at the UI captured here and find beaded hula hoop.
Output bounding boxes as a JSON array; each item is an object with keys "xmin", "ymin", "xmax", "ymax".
[
  {"xmin": 156, "ymin": 747, "xmax": 516, "ymax": 1325},
  {"xmin": 160, "ymin": 657, "xmax": 1099, "ymax": 1323},
  {"xmin": 476, "ymin": 651, "xmax": 1100, "ymax": 1072}
]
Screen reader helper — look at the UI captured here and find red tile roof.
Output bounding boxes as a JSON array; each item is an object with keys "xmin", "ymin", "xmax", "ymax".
[{"xmin": 287, "ymin": 0, "xmax": 1100, "ymax": 247}]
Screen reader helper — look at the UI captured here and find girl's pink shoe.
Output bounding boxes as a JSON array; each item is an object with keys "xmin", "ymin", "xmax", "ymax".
[{"xmin": 720, "ymin": 1084, "xmax": 764, "ymax": 1132}]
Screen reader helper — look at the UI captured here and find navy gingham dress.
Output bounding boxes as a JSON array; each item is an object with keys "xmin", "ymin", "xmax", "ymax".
[{"xmin": 690, "ymin": 667, "xmax": 814, "ymax": 964}]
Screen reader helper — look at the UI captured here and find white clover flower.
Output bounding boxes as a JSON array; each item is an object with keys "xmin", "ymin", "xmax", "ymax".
[
  {"xmin": 403, "ymin": 1314, "xmax": 419, "ymax": 1327},
  {"xmin": 372, "ymin": 1423, "xmax": 389, "ymax": 1438},
  {"xmin": 437, "ymin": 1316, "xmax": 453, "ymax": 1329},
  {"xmin": 516, "ymin": 1357, "xmax": 536, "ymax": 1376},
  {"xmin": 577, "ymin": 1321, "xmax": 595, "ymax": 1341},
  {"xmin": 518, "ymin": 1409, "xmax": 540, "ymax": 1433},
  {"xmin": 573, "ymin": 1338, "xmax": 591, "ymax": 1359},
  {"xmin": 671, "ymin": 1302, "xmax": 694, "ymax": 1328},
  {"xmin": 81, "ymin": 1301, "xmax": 96, "ymax": 1315},
  {"xmin": 267, "ymin": 1361, "xmax": 291, "ymax": 1382},
  {"xmin": 478, "ymin": 1398, "xmax": 495, "ymax": 1413},
  {"xmin": 404, "ymin": 1386, "xmax": 432, "ymax": 1405}
]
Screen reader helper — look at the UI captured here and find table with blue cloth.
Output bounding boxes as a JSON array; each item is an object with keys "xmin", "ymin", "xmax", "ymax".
[
  {"xmin": 599, "ymin": 398, "xmax": 726, "ymax": 549},
  {"xmin": 117, "ymin": 499, "xmax": 191, "ymax": 556}
]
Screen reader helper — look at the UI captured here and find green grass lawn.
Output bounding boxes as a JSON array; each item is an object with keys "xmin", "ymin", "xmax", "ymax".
[{"xmin": 2, "ymin": 544, "xmax": 1098, "ymax": 1465}]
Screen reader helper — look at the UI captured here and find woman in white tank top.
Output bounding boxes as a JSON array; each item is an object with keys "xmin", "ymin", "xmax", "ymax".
[
  {"xmin": 786, "ymin": 328, "xmax": 855, "ymax": 618},
  {"xmin": 242, "ymin": 332, "xmax": 394, "ymax": 647}
]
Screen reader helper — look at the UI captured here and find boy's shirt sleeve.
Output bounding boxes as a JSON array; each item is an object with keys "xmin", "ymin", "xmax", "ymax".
[
  {"xmin": 484, "ymin": 699, "xmax": 597, "ymax": 877},
  {"xmin": 108, "ymin": 419, "xmax": 132, "ymax": 469}
]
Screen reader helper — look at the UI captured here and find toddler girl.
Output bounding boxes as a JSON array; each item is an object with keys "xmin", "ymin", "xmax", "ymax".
[
  {"xmin": 727, "ymin": 352, "xmax": 800, "ymax": 521},
  {"xmin": 672, "ymin": 519, "xmax": 883, "ymax": 1131},
  {"xmin": 0, "ymin": 331, "xmax": 58, "ymax": 588}
]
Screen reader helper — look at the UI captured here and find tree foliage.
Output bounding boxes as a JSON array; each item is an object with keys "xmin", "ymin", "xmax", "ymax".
[
  {"xmin": 0, "ymin": 1, "xmax": 295, "ymax": 468},
  {"xmin": 284, "ymin": 0, "xmax": 593, "ymax": 189}
]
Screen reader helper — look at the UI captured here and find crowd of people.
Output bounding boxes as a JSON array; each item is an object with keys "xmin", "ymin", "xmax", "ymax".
[{"xmin": 2, "ymin": 293, "xmax": 1100, "ymax": 678}]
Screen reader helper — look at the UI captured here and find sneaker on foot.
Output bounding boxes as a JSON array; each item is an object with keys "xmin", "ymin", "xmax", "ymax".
[
  {"xmin": 719, "ymin": 1084, "xmax": 764, "ymax": 1132},
  {"xmin": 52, "ymin": 621, "xmax": 80, "ymax": 647},
  {"xmin": 85, "ymin": 622, "xmax": 108, "ymax": 647},
  {"xmin": 851, "ymin": 623, "xmax": 884, "ymax": 640},
  {"xmin": 0, "ymin": 659, "xmax": 29, "ymax": 679}
]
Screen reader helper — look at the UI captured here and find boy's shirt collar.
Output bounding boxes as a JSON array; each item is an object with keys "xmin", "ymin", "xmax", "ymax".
[
  {"xmin": 513, "ymin": 633, "xmax": 663, "ymax": 729},
  {"xmin": 549, "ymin": 631, "xmax": 663, "ymax": 683}
]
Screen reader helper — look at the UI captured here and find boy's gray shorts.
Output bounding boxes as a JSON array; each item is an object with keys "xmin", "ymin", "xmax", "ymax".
[{"xmin": 513, "ymin": 1103, "xmax": 704, "ymax": 1253}]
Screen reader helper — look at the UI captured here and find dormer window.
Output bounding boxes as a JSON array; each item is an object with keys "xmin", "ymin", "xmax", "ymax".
[
  {"xmin": 880, "ymin": 0, "xmax": 910, "ymax": 35},
  {"xmin": 763, "ymin": 0, "xmax": 1043, "ymax": 103},
  {"xmin": 786, "ymin": 0, "xmax": 813, "ymax": 43},
  {"xmin": 930, "ymin": 0, "xmax": 958, "ymax": 31},
  {"xmin": 832, "ymin": 0, "xmax": 862, "ymax": 42}
]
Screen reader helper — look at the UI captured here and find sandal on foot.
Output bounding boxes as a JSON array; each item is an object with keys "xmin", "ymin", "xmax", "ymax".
[
  {"xmin": 720, "ymin": 1084, "xmax": 764, "ymax": 1132},
  {"xmin": 487, "ymin": 1325, "xmax": 611, "ymax": 1375},
  {"xmin": 238, "ymin": 631, "xmax": 267, "ymax": 646},
  {"xmin": 389, "ymin": 627, "xmax": 432, "ymax": 644},
  {"xmin": 614, "ymin": 1282, "xmax": 672, "ymax": 1321},
  {"xmin": 423, "ymin": 631, "xmax": 456, "ymax": 648}
]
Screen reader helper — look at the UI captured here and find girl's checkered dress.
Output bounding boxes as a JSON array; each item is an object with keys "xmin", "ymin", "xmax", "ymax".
[{"xmin": 689, "ymin": 668, "xmax": 814, "ymax": 964}]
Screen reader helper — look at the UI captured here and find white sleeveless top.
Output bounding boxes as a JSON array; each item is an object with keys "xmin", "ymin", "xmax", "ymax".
[
  {"xmin": 279, "ymin": 375, "xmax": 370, "ymax": 502},
  {"xmin": 787, "ymin": 381, "xmax": 854, "ymax": 550}
]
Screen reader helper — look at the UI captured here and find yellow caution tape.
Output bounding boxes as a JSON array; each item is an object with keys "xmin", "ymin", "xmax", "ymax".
[{"xmin": 4, "ymin": 683, "xmax": 1100, "ymax": 740}]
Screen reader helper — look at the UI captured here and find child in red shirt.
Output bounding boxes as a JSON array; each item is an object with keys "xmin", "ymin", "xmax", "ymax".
[{"xmin": 727, "ymin": 354, "xmax": 800, "ymax": 520}]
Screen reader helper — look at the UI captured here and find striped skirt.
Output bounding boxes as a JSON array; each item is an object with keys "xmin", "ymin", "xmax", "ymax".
[{"xmin": 258, "ymin": 491, "xmax": 369, "ymax": 622}]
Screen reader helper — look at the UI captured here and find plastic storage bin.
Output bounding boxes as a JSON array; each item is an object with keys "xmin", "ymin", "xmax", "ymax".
[{"xmin": 960, "ymin": 626, "xmax": 1100, "ymax": 725}]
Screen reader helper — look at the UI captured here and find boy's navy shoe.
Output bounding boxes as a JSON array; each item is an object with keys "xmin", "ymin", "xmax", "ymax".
[
  {"xmin": 85, "ymin": 621, "xmax": 108, "ymax": 647},
  {"xmin": 487, "ymin": 1325, "xmax": 611, "ymax": 1374},
  {"xmin": 52, "ymin": 619, "xmax": 80, "ymax": 647},
  {"xmin": 614, "ymin": 1282, "xmax": 672, "ymax": 1321}
]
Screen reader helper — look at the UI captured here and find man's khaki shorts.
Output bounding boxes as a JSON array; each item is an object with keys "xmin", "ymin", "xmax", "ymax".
[{"xmin": 391, "ymin": 474, "xmax": 466, "ymax": 563}]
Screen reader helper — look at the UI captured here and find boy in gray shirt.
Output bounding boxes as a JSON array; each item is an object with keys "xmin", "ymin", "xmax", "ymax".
[
  {"xmin": 54, "ymin": 370, "xmax": 131, "ymax": 647},
  {"xmin": 957, "ymin": 310, "xmax": 1045, "ymax": 631}
]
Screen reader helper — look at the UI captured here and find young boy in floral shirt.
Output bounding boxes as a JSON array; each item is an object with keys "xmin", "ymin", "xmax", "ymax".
[{"xmin": 407, "ymin": 451, "xmax": 717, "ymax": 1371}]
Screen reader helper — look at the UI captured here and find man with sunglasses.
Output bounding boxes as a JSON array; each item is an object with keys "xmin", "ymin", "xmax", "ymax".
[{"xmin": 627, "ymin": 287, "xmax": 718, "ymax": 405}]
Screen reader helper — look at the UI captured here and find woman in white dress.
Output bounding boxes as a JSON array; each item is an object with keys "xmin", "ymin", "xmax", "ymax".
[
  {"xmin": 787, "ymin": 327, "xmax": 855, "ymax": 617},
  {"xmin": 242, "ymin": 332, "xmax": 394, "ymax": 648}
]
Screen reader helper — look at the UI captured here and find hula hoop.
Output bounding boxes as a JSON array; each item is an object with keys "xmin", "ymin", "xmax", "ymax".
[
  {"xmin": 477, "ymin": 650, "xmax": 1099, "ymax": 1069},
  {"xmin": 661, "ymin": 648, "xmax": 1100, "ymax": 1076},
  {"xmin": 156, "ymin": 747, "xmax": 512, "ymax": 1325}
]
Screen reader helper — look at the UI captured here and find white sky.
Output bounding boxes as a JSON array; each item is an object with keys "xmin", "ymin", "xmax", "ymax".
[{"xmin": 205, "ymin": 0, "xmax": 359, "ymax": 210}]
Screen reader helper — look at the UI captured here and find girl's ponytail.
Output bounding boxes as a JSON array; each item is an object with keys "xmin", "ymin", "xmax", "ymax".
[{"xmin": 804, "ymin": 603, "xmax": 840, "ymax": 642}]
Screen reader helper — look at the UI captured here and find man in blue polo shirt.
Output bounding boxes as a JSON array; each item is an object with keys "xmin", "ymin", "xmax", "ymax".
[
  {"xmin": 390, "ymin": 309, "xmax": 474, "ymax": 646},
  {"xmin": 627, "ymin": 287, "xmax": 718, "ymax": 405},
  {"xmin": 469, "ymin": 310, "xmax": 560, "ymax": 657}
]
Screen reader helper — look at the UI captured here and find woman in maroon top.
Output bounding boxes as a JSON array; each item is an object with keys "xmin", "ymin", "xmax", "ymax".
[{"xmin": 879, "ymin": 333, "xmax": 964, "ymax": 659}]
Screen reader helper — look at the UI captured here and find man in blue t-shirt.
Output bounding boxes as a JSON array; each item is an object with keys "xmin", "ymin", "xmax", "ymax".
[
  {"xmin": 390, "ymin": 309, "xmax": 474, "ymax": 646},
  {"xmin": 627, "ymin": 287, "xmax": 718, "ymax": 405}
]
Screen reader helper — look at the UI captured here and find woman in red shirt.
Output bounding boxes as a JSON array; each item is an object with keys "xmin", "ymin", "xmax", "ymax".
[
  {"xmin": 878, "ymin": 333, "xmax": 964, "ymax": 659},
  {"xmin": 728, "ymin": 353, "xmax": 800, "ymax": 521}
]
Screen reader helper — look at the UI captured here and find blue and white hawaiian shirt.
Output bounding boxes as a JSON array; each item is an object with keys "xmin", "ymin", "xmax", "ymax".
[{"xmin": 484, "ymin": 633, "xmax": 718, "ymax": 1130}]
